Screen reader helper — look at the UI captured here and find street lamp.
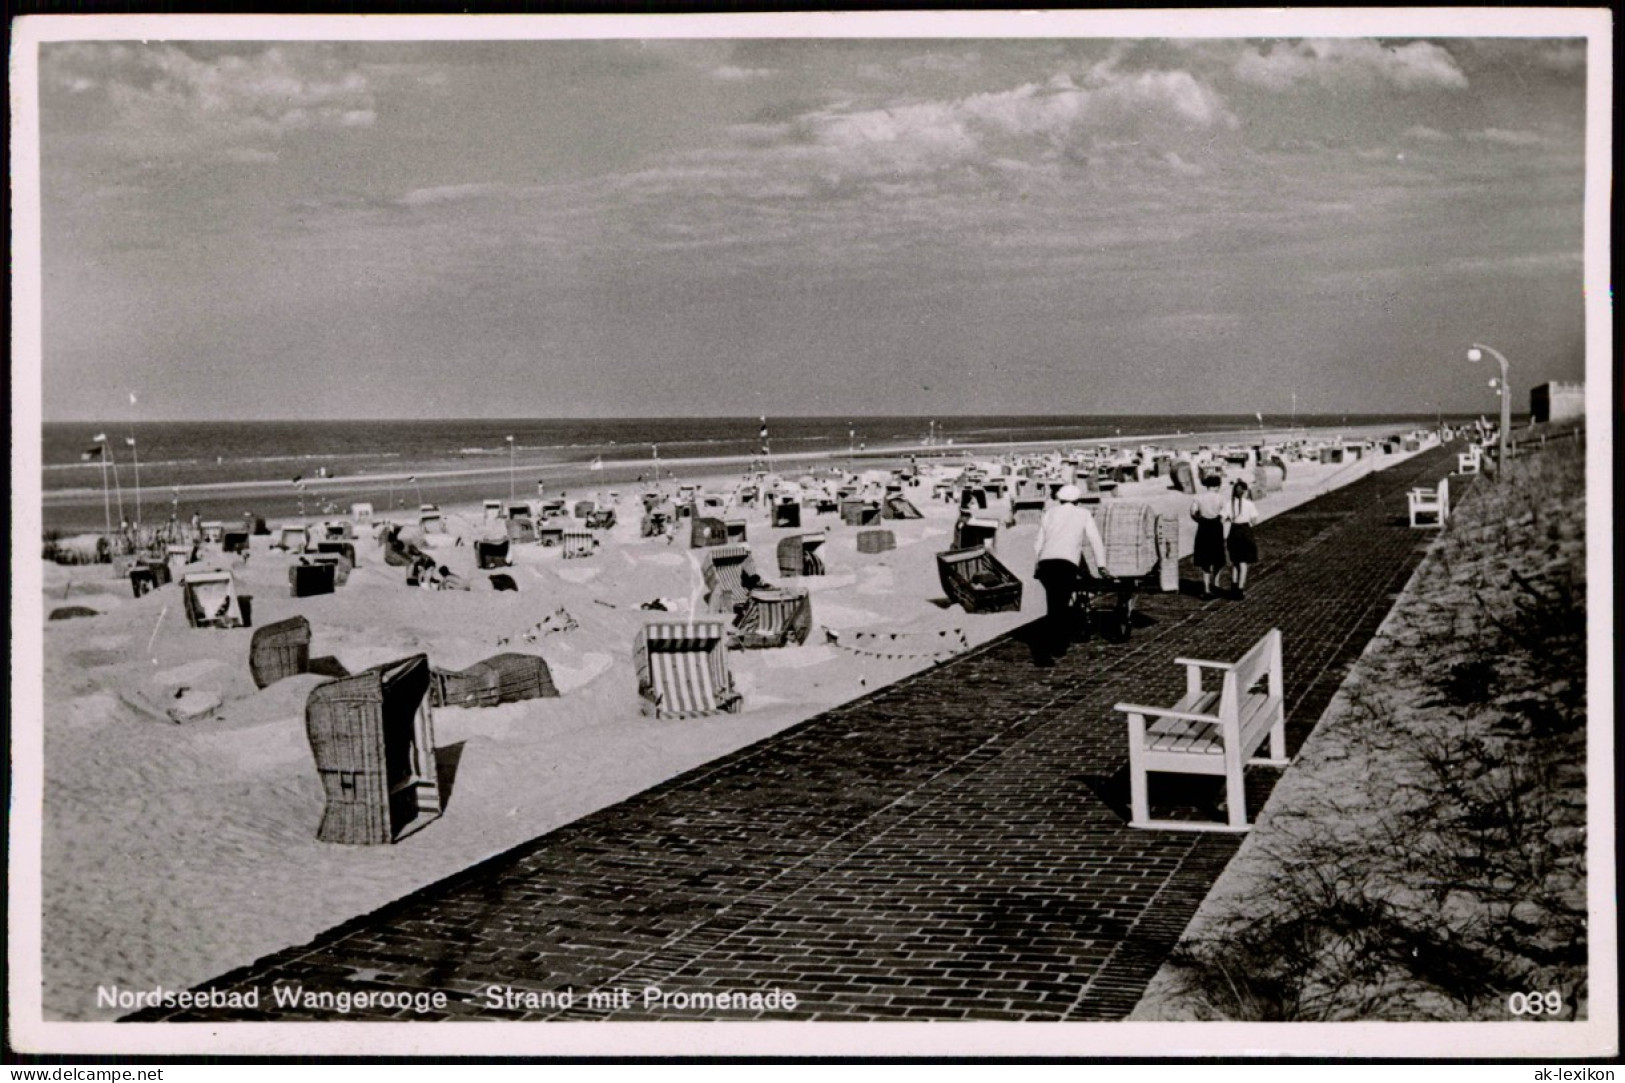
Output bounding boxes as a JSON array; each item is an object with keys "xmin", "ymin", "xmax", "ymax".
[
  {"xmin": 506, "ymin": 434, "xmax": 515, "ymax": 501},
  {"xmin": 1467, "ymin": 343, "xmax": 1511, "ymax": 478}
]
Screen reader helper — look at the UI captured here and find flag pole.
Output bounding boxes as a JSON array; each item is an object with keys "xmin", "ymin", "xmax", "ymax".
[
  {"xmin": 97, "ymin": 437, "xmax": 111, "ymax": 536},
  {"xmin": 107, "ymin": 441, "xmax": 126, "ymax": 527},
  {"xmin": 128, "ymin": 392, "xmax": 143, "ymax": 528}
]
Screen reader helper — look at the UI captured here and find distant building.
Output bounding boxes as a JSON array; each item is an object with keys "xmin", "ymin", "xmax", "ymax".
[{"xmin": 1529, "ymin": 382, "xmax": 1585, "ymax": 424}]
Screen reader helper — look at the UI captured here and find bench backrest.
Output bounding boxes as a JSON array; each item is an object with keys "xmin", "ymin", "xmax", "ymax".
[
  {"xmin": 1438, "ymin": 477, "xmax": 1450, "ymax": 516},
  {"xmin": 1220, "ymin": 629, "xmax": 1282, "ymax": 720}
]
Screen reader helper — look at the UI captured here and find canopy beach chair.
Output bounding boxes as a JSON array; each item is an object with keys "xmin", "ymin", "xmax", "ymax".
[
  {"xmin": 633, "ymin": 621, "xmax": 743, "ymax": 719},
  {"xmin": 882, "ymin": 496, "xmax": 923, "ymax": 520},
  {"xmin": 702, "ymin": 544, "xmax": 757, "ymax": 612},
  {"xmin": 249, "ymin": 615, "xmax": 311, "ymax": 689},
  {"xmin": 1073, "ymin": 503, "xmax": 1162, "ymax": 641},
  {"xmin": 221, "ymin": 530, "xmax": 250, "ymax": 556},
  {"xmin": 484, "ymin": 499, "xmax": 505, "ymax": 521},
  {"xmin": 856, "ymin": 529, "xmax": 896, "ymax": 554},
  {"xmin": 316, "ymin": 540, "xmax": 357, "ymax": 570},
  {"xmin": 475, "ymin": 538, "xmax": 512, "ymax": 569},
  {"xmin": 733, "ymin": 588, "xmax": 812, "ymax": 649},
  {"xmin": 350, "ymin": 503, "xmax": 375, "ymax": 524},
  {"xmin": 200, "ymin": 521, "xmax": 225, "ymax": 544},
  {"xmin": 562, "ymin": 530, "xmax": 598, "ymax": 559},
  {"xmin": 165, "ymin": 544, "xmax": 197, "ymax": 576},
  {"xmin": 290, "ymin": 560, "xmax": 337, "ymax": 598},
  {"xmin": 725, "ymin": 518, "xmax": 748, "ymax": 543},
  {"xmin": 506, "ymin": 516, "xmax": 537, "ymax": 543},
  {"xmin": 538, "ymin": 524, "xmax": 566, "ymax": 548},
  {"xmin": 771, "ymin": 499, "xmax": 801, "ymax": 529},
  {"xmin": 305, "ymin": 654, "xmax": 442, "ymax": 845},
  {"xmin": 429, "ymin": 652, "xmax": 558, "ymax": 708},
  {"xmin": 320, "ymin": 521, "xmax": 354, "ymax": 541},
  {"xmin": 953, "ymin": 516, "xmax": 999, "ymax": 551},
  {"xmin": 419, "ymin": 506, "xmax": 445, "ymax": 533},
  {"xmin": 182, "ymin": 569, "xmax": 251, "ymax": 628},
  {"xmin": 691, "ymin": 516, "xmax": 729, "ymax": 549},
  {"xmin": 840, "ymin": 499, "xmax": 880, "ymax": 527},
  {"xmin": 278, "ymin": 524, "xmax": 310, "ymax": 552},
  {"xmin": 641, "ymin": 509, "xmax": 672, "ymax": 537},
  {"xmin": 777, "ymin": 534, "xmax": 826, "ymax": 577},
  {"xmin": 936, "ymin": 546, "xmax": 1023, "ymax": 614},
  {"xmin": 574, "ymin": 500, "xmax": 596, "ymax": 519},
  {"xmin": 586, "ymin": 508, "xmax": 617, "ymax": 530}
]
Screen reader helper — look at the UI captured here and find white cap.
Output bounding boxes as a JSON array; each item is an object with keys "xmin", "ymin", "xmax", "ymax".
[{"xmin": 1056, "ymin": 484, "xmax": 1084, "ymax": 503}]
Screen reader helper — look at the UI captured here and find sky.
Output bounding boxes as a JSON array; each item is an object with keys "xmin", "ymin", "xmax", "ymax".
[{"xmin": 29, "ymin": 20, "xmax": 1596, "ymax": 421}]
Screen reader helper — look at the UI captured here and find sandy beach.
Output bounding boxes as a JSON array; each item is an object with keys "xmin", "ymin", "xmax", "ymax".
[{"xmin": 37, "ymin": 422, "xmax": 1424, "ymax": 1021}]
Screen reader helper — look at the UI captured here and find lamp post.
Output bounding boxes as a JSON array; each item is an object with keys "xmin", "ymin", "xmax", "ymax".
[
  {"xmin": 506, "ymin": 434, "xmax": 515, "ymax": 501},
  {"xmin": 1467, "ymin": 343, "xmax": 1511, "ymax": 478}
]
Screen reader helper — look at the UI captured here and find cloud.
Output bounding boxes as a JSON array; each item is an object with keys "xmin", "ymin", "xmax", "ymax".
[
  {"xmin": 1402, "ymin": 124, "xmax": 1451, "ymax": 142},
  {"xmin": 1234, "ymin": 39, "xmax": 1468, "ymax": 91},
  {"xmin": 711, "ymin": 66, "xmax": 778, "ymax": 81},
  {"xmin": 39, "ymin": 43, "xmax": 418, "ymax": 161},
  {"xmin": 1469, "ymin": 127, "xmax": 1551, "ymax": 147}
]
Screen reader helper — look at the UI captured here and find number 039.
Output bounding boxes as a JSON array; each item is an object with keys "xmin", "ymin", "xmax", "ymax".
[{"xmin": 1508, "ymin": 991, "xmax": 1563, "ymax": 1015}]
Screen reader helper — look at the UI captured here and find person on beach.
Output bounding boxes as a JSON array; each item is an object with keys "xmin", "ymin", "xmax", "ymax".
[
  {"xmin": 1227, "ymin": 479, "xmax": 1260, "ymax": 599},
  {"xmin": 1031, "ymin": 484, "xmax": 1107, "ymax": 667},
  {"xmin": 1190, "ymin": 473, "xmax": 1229, "ymax": 599}
]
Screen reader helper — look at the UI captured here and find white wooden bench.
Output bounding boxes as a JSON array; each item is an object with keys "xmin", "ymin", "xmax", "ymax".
[
  {"xmin": 1115, "ymin": 628, "xmax": 1288, "ymax": 832},
  {"xmin": 1408, "ymin": 476, "xmax": 1450, "ymax": 528},
  {"xmin": 1456, "ymin": 446, "xmax": 1481, "ymax": 474}
]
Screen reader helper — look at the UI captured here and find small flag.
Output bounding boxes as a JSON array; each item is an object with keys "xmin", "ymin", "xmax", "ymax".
[
  {"xmin": 129, "ymin": 392, "xmax": 138, "ymax": 406},
  {"xmin": 1255, "ymin": 412, "xmax": 1263, "ymax": 422},
  {"xmin": 81, "ymin": 445, "xmax": 105, "ymax": 461},
  {"xmin": 291, "ymin": 474, "xmax": 303, "ymax": 485},
  {"xmin": 408, "ymin": 475, "xmax": 417, "ymax": 483},
  {"xmin": 589, "ymin": 456, "xmax": 603, "ymax": 472},
  {"xmin": 126, "ymin": 436, "xmax": 137, "ymax": 447},
  {"xmin": 93, "ymin": 432, "xmax": 107, "ymax": 442},
  {"xmin": 506, "ymin": 435, "xmax": 514, "ymax": 443}
]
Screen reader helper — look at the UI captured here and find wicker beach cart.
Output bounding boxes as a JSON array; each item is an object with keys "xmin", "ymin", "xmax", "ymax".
[
  {"xmin": 936, "ymin": 546, "xmax": 1023, "ymax": 614},
  {"xmin": 1071, "ymin": 502, "xmax": 1167, "ymax": 641},
  {"xmin": 305, "ymin": 654, "xmax": 441, "ymax": 845},
  {"xmin": 250, "ymin": 615, "xmax": 312, "ymax": 689}
]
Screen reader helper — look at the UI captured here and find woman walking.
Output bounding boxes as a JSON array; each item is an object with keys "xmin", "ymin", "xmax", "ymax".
[
  {"xmin": 1227, "ymin": 479, "xmax": 1260, "ymax": 599},
  {"xmin": 1190, "ymin": 473, "xmax": 1228, "ymax": 599}
]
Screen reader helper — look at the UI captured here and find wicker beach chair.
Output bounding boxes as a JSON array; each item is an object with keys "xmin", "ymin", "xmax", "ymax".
[
  {"xmin": 641, "ymin": 511, "xmax": 670, "ymax": 538},
  {"xmin": 586, "ymin": 508, "xmax": 617, "ymax": 530},
  {"xmin": 200, "ymin": 521, "xmax": 225, "ymax": 544},
  {"xmin": 506, "ymin": 516, "xmax": 538, "ymax": 543},
  {"xmin": 691, "ymin": 516, "xmax": 729, "ymax": 549},
  {"xmin": 702, "ymin": 544, "xmax": 757, "ymax": 612},
  {"xmin": 882, "ymin": 496, "xmax": 922, "ymax": 520},
  {"xmin": 771, "ymin": 500, "xmax": 801, "ymax": 529},
  {"xmin": 856, "ymin": 529, "xmax": 896, "ymax": 554},
  {"xmin": 290, "ymin": 561, "xmax": 337, "ymax": 598},
  {"xmin": 305, "ymin": 654, "xmax": 442, "ymax": 845},
  {"xmin": 840, "ymin": 500, "xmax": 880, "ymax": 527},
  {"xmin": 320, "ymin": 521, "xmax": 354, "ymax": 542},
  {"xmin": 277, "ymin": 525, "xmax": 309, "ymax": 553},
  {"xmin": 574, "ymin": 500, "xmax": 595, "ymax": 519},
  {"xmin": 953, "ymin": 517, "xmax": 999, "ymax": 551},
  {"xmin": 222, "ymin": 530, "xmax": 250, "ymax": 556},
  {"xmin": 936, "ymin": 546, "xmax": 1022, "ymax": 614},
  {"xmin": 182, "ymin": 569, "xmax": 251, "ymax": 628},
  {"xmin": 725, "ymin": 518, "xmax": 748, "ymax": 543},
  {"xmin": 537, "ymin": 524, "xmax": 565, "ymax": 548},
  {"xmin": 776, "ymin": 534, "xmax": 826, "ymax": 578},
  {"xmin": 633, "ymin": 621, "xmax": 743, "ymax": 719},
  {"xmin": 562, "ymin": 530, "xmax": 598, "ymax": 559},
  {"xmin": 249, "ymin": 615, "xmax": 311, "ymax": 689},
  {"xmin": 475, "ymin": 538, "xmax": 511, "ymax": 569},
  {"xmin": 429, "ymin": 652, "xmax": 558, "ymax": 708},
  {"xmin": 734, "ymin": 588, "xmax": 812, "ymax": 649},
  {"xmin": 165, "ymin": 544, "xmax": 197, "ymax": 576},
  {"xmin": 483, "ymin": 500, "xmax": 504, "ymax": 521},
  {"xmin": 350, "ymin": 503, "xmax": 374, "ymax": 524}
]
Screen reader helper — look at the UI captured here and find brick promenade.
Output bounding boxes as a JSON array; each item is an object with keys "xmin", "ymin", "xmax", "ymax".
[{"xmin": 129, "ymin": 445, "xmax": 1464, "ymax": 1022}]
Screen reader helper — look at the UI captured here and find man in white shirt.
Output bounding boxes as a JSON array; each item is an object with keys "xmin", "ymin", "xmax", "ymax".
[{"xmin": 1031, "ymin": 484, "xmax": 1108, "ymax": 667}]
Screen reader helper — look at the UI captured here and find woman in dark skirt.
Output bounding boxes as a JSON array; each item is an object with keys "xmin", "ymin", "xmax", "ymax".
[
  {"xmin": 1227, "ymin": 479, "xmax": 1260, "ymax": 599},
  {"xmin": 1190, "ymin": 472, "xmax": 1228, "ymax": 599}
]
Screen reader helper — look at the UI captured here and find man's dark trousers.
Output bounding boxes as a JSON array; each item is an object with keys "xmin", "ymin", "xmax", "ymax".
[{"xmin": 1035, "ymin": 558, "xmax": 1079, "ymax": 663}]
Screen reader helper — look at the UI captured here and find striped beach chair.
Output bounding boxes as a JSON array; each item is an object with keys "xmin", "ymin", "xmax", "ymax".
[
  {"xmin": 633, "ymin": 621, "xmax": 743, "ymax": 719},
  {"xmin": 562, "ymin": 530, "xmax": 598, "ymax": 559},
  {"xmin": 734, "ymin": 588, "xmax": 812, "ymax": 649},
  {"xmin": 278, "ymin": 524, "xmax": 310, "ymax": 552},
  {"xmin": 702, "ymin": 544, "xmax": 756, "ymax": 612},
  {"xmin": 776, "ymin": 534, "xmax": 826, "ymax": 578}
]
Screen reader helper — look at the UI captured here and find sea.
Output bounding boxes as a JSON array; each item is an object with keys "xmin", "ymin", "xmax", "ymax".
[{"xmin": 39, "ymin": 414, "xmax": 1439, "ymax": 534}]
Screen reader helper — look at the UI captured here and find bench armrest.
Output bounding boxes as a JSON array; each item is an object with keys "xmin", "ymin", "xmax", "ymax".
[
  {"xmin": 1115, "ymin": 702, "xmax": 1223, "ymax": 725},
  {"xmin": 1173, "ymin": 656, "xmax": 1236, "ymax": 672}
]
